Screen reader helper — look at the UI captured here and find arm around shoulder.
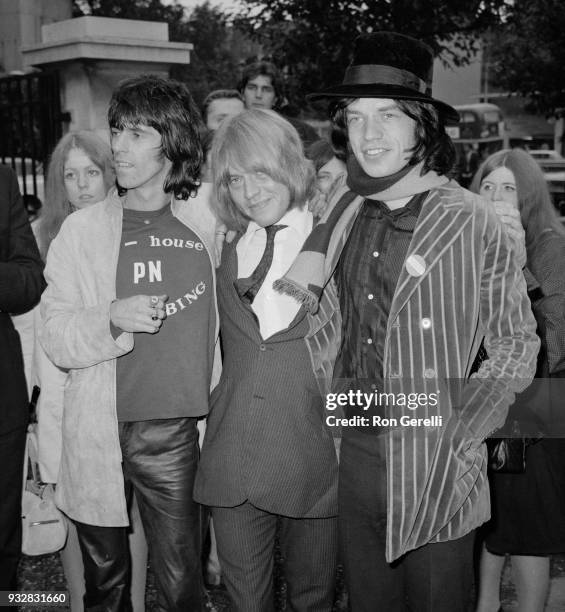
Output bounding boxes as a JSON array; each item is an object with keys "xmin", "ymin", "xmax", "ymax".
[{"xmin": 461, "ymin": 212, "xmax": 540, "ymax": 439}]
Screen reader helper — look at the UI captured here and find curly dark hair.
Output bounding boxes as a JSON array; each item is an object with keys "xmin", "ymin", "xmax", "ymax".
[
  {"xmin": 237, "ymin": 61, "xmax": 284, "ymax": 109},
  {"xmin": 108, "ymin": 74, "xmax": 204, "ymax": 199}
]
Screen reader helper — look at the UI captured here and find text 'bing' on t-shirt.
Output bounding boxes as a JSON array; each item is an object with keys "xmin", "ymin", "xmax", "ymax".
[{"xmin": 115, "ymin": 204, "xmax": 214, "ymax": 422}]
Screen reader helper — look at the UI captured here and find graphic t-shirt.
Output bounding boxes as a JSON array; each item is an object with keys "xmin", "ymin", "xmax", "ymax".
[{"xmin": 115, "ymin": 204, "xmax": 214, "ymax": 421}]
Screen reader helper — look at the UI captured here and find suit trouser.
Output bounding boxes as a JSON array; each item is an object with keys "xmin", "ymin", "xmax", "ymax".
[
  {"xmin": 212, "ymin": 501, "xmax": 338, "ymax": 612},
  {"xmin": 74, "ymin": 417, "xmax": 204, "ymax": 612},
  {"xmin": 0, "ymin": 426, "xmax": 26, "ymax": 591},
  {"xmin": 339, "ymin": 431, "xmax": 475, "ymax": 612}
]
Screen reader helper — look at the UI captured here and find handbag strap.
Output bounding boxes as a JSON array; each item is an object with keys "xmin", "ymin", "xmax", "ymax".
[
  {"xmin": 22, "ymin": 432, "xmax": 30, "ymax": 491},
  {"xmin": 23, "ymin": 430, "xmax": 41, "ymax": 490}
]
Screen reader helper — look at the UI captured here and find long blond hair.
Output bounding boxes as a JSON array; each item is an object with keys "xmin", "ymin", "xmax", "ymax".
[
  {"xmin": 38, "ymin": 131, "xmax": 114, "ymax": 259},
  {"xmin": 211, "ymin": 109, "xmax": 315, "ymax": 231}
]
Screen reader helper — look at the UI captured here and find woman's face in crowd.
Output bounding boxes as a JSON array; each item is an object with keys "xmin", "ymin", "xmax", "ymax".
[
  {"xmin": 479, "ymin": 166, "xmax": 518, "ymax": 209},
  {"xmin": 64, "ymin": 147, "xmax": 107, "ymax": 209},
  {"xmin": 316, "ymin": 157, "xmax": 346, "ymax": 195}
]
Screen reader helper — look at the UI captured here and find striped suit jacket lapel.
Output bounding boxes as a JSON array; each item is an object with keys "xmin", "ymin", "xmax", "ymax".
[{"xmin": 388, "ymin": 184, "xmax": 472, "ymax": 326}]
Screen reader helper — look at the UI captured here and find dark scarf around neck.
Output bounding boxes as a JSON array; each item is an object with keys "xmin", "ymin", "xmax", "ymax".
[{"xmin": 346, "ymin": 149, "xmax": 414, "ymax": 197}]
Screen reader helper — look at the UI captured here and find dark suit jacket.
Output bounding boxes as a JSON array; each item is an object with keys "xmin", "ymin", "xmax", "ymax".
[
  {"xmin": 0, "ymin": 165, "xmax": 45, "ymax": 434},
  {"xmin": 194, "ymin": 237, "xmax": 338, "ymax": 518}
]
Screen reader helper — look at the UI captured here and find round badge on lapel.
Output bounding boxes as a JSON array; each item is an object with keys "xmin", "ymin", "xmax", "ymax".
[{"xmin": 406, "ymin": 254, "xmax": 426, "ymax": 277}]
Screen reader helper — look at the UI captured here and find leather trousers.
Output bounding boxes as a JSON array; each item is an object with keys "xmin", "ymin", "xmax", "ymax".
[{"xmin": 74, "ymin": 417, "xmax": 204, "ymax": 612}]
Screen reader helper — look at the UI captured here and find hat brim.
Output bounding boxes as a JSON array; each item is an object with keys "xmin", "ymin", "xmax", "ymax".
[{"xmin": 307, "ymin": 84, "xmax": 459, "ymax": 124}]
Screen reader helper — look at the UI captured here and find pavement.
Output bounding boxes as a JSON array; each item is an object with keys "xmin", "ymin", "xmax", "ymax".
[
  {"xmin": 548, "ymin": 578, "xmax": 565, "ymax": 612},
  {"xmin": 17, "ymin": 552, "xmax": 565, "ymax": 610},
  {"xmin": 17, "ymin": 547, "xmax": 346, "ymax": 611}
]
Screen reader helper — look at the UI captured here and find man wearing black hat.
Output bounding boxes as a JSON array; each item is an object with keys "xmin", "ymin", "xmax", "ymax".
[{"xmin": 276, "ymin": 31, "xmax": 539, "ymax": 611}]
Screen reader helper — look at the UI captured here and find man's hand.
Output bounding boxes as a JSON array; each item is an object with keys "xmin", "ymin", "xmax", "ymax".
[
  {"xmin": 492, "ymin": 200, "xmax": 527, "ymax": 269},
  {"xmin": 214, "ymin": 224, "xmax": 237, "ymax": 264},
  {"xmin": 308, "ymin": 189, "xmax": 328, "ymax": 220},
  {"xmin": 110, "ymin": 294, "xmax": 168, "ymax": 334},
  {"xmin": 308, "ymin": 172, "xmax": 347, "ymax": 220}
]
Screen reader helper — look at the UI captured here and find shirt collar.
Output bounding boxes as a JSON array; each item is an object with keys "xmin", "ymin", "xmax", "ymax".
[
  {"xmin": 244, "ymin": 204, "xmax": 313, "ymax": 237},
  {"xmin": 365, "ymin": 191, "xmax": 427, "ymax": 220}
]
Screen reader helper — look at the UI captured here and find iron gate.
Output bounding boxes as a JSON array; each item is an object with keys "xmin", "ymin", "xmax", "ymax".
[{"xmin": 0, "ymin": 71, "xmax": 64, "ymax": 201}]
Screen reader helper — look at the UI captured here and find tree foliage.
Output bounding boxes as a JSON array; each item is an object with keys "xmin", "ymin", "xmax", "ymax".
[
  {"xmin": 170, "ymin": 4, "xmax": 257, "ymax": 106},
  {"xmin": 72, "ymin": 0, "xmax": 187, "ymax": 39},
  {"xmin": 73, "ymin": 0, "xmax": 522, "ymax": 115},
  {"xmin": 233, "ymin": 0, "xmax": 507, "ymax": 114},
  {"xmin": 72, "ymin": 0, "xmax": 254, "ymax": 106},
  {"xmin": 487, "ymin": 0, "xmax": 565, "ymax": 115}
]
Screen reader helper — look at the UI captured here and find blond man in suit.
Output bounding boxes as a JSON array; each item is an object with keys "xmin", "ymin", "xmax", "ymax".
[{"xmin": 194, "ymin": 109, "xmax": 339, "ymax": 612}]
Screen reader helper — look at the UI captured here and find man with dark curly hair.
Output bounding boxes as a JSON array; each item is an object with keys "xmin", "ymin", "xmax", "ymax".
[{"xmin": 238, "ymin": 60, "xmax": 319, "ymax": 146}]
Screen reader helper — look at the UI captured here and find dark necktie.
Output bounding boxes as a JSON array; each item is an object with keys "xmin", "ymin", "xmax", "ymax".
[{"xmin": 235, "ymin": 224, "xmax": 287, "ymax": 304}]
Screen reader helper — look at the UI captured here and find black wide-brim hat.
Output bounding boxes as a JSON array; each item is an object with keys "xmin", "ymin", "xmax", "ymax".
[{"xmin": 308, "ymin": 31, "xmax": 459, "ymax": 124}]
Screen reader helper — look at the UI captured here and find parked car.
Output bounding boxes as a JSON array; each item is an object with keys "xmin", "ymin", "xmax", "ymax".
[
  {"xmin": 529, "ymin": 149, "xmax": 564, "ymax": 161},
  {"xmin": 530, "ymin": 150, "xmax": 565, "ymax": 179},
  {"xmin": 543, "ymin": 170, "xmax": 565, "ymax": 218}
]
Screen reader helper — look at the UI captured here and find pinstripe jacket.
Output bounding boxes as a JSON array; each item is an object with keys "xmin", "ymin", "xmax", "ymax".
[
  {"xmin": 305, "ymin": 169, "xmax": 539, "ymax": 562},
  {"xmin": 194, "ymin": 234, "xmax": 339, "ymax": 518}
]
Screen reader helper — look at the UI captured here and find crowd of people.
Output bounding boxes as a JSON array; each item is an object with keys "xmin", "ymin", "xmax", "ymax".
[{"xmin": 1, "ymin": 29, "xmax": 564, "ymax": 612}]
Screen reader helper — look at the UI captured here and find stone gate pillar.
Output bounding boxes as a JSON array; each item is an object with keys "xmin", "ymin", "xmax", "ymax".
[{"xmin": 21, "ymin": 16, "xmax": 192, "ymax": 138}]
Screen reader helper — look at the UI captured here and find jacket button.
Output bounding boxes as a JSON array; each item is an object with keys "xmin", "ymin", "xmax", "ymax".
[
  {"xmin": 423, "ymin": 368, "xmax": 436, "ymax": 378},
  {"xmin": 421, "ymin": 317, "xmax": 432, "ymax": 329},
  {"xmin": 259, "ymin": 344, "xmax": 266, "ymax": 351}
]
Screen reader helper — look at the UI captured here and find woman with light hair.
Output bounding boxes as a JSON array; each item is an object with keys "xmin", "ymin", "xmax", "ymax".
[{"xmin": 36, "ymin": 131, "xmax": 114, "ymax": 257}]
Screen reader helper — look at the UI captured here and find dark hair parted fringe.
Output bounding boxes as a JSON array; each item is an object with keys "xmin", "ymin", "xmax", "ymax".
[{"xmin": 108, "ymin": 74, "xmax": 204, "ymax": 200}]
